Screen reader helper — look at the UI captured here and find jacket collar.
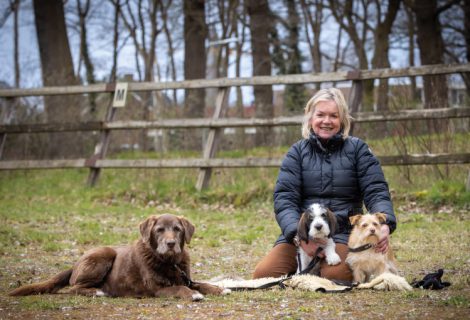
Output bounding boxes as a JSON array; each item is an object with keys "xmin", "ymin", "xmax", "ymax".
[{"xmin": 308, "ymin": 130, "xmax": 344, "ymax": 153}]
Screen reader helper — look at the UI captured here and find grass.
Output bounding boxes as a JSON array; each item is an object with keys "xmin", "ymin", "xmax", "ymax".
[{"xmin": 0, "ymin": 141, "xmax": 469, "ymax": 319}]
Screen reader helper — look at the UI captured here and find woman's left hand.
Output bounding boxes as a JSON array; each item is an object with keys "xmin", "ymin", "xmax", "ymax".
[{"xmin": 375, "ymin": 224, "xmax": 390, "ymax": 254}]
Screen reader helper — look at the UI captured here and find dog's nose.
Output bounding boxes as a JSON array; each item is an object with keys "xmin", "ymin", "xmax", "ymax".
[
  {"xmin": 166, "ymin": 240, "xmax": 176, "ymax": 248},
  {"xmin": 370, "ymin": 229, "xmax": 375, "ymax": 234},
  {"xmin": 314, "ymin": 224, "xmax": 323, "ymax": 231}
]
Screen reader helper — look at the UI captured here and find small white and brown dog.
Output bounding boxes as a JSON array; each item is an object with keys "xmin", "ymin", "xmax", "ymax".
[
  {"xmin": 346, "ymin": 213, "xmax": 398, "ymax": 283},
  {"xmin": 296, "ymin": 203, "xmax": 341, "ymax": 274}
]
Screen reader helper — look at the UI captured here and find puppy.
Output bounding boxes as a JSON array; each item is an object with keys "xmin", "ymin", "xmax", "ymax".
[
  {"xmin": 346, "ymin": 213, "xmax": 398, "ymax": 283},
  {"xmin": 296, "ymin": 203, "xmax": 341, "ymax": 274},
  {"xmin": 9, "ymin": 214, "xmax": 228, "ymax": 301}
]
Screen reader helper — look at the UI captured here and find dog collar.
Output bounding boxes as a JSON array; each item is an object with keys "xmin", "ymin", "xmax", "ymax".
[{"xmin": 348, "ymin": 243, "xmax": 375, "ymax": 253}]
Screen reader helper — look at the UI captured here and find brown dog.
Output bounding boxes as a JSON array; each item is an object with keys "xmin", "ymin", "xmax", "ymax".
[
  {"xmin": 9, "ymin": 214, "xmax": 227, "ymax": 300},
  {"xmin": 346, "ymin": 213, "xmax": 398, "ymax": 283}
]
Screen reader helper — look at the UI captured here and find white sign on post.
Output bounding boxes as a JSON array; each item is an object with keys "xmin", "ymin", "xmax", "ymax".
[{"xmin": 113, "ymin": 82, "xmax": 129, "ymax": 108}]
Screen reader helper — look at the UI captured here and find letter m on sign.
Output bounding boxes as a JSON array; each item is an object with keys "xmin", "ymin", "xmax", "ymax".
[{"xmin": 113, "ymin": 83, "xmax": 129, "ymax": 108}]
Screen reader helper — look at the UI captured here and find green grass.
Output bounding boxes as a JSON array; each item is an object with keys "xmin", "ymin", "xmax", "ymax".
[{"xmin": 1, "ymin": 141, "xmax": 469, "ymax": 319}]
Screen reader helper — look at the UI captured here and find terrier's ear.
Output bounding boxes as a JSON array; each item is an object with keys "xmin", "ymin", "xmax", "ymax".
[
  {"xmin": 375, "ymin": 213, "xmax": 387, "ymax": 224},
  {"xmin": 140, "ymin": 215, "xmax": 159, "ymax": 243},
  {"xmin": 349, "ymin": 214, "xmax": 363, "ymax": 226},
  {"xmin": 326, "ymin": 208, "xmax": 337, "ymax": 235},
  {"xmin": 297, "ymin": 212, "xmax": 310, "ymax": 242},
  {"xmin": 178, "ymin": 216, "xmax": 195, "ymax": 244}
]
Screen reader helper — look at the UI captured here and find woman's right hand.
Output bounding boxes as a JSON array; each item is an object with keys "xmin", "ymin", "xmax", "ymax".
[{"xmin": 299, "ymin": 238, "xmax": 327, "ymax": 258}]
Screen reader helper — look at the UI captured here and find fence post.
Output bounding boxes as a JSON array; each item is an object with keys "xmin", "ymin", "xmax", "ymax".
[
  {"xmin": 86, "ymin": 84, "xmax": 119, "ymax": 186},
  {"xmin": 195, "ymin": 87, "xmax": 230, "ymax": 191},
  {"xmin": 347, "ymin": 70, "xmax": 363, "ymax": 136}
]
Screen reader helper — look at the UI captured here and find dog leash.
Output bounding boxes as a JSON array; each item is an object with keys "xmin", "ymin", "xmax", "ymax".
[
  {"xmin": 234, "ymin": 247, "xmax": 326, "ymax": 291},
  {"xmin": 297, "ymin": 247, "xmax": 323, "ymax": 275},
  {"xmin": 173, "ymin": 264, "xmax": 194, "ymax": 287},
  {"xmin": 348, "ymin": 243, "xmax": 375, "ymax": 253}
]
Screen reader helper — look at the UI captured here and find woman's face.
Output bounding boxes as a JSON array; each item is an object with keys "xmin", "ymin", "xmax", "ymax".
[{"xmin": 310, "ymin": 100, "xmax": 341, "ymax": 140}]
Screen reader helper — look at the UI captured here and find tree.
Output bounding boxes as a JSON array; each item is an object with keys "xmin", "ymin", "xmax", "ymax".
[
  {"xmin": 76, "ymin": 0, "xmax": 97, "ymax": 113},
  {"xmin": 33, "ymin": 0, "xmax": 81, "ymax": 157},
  {"xmin": 371, "ymin": 0, "xmax": 401, "ymax": 112},
  {"xmin": 246, "ymin": 0, "xmax": 273, "ymax": 146},
  {"xmin": 300, "ymin": 0, "xmax": 324, "ymax": 77},
  {"xmin": 184, "ymin": 0, "xmax": 207, "ymax": 118},
  {"xmin": 405, "ymin": 0, "xmax": 450, "ymax": 109},
  {"xmin": 119, "ymin": 0, "xmax": 162, "ymax": 151},
  {"xmin": 282, "ymin": 0, "xmax": 307, "ymax": 114}
]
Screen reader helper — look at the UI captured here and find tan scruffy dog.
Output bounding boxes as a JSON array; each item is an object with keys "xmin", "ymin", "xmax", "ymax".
[{"xmin": 346, "ymin": 213, "xmax": 398, "ymax": 283}]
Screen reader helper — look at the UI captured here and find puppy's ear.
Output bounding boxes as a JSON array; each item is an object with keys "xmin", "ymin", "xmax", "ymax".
[
  {"xmin": 178, "ymin": 216, "xmax": 195, "ymax": 244},
  {"xmin": 375, "ymin": 213, "xmax": 387, "ymax": 224},
  {"xmin": 327, "ymin": 208, "xmax": 337, "ymax": 235},
  {"xmin": 140, "ymin": 215, "xmax": 158, "ymax": 243},
  {"xmin": 297, "ymin": 212, "xmax": 310, "ymax": 242},
  {"xmin": 349, "ymin": 214, "xmax": 362, "ymax": 226}
]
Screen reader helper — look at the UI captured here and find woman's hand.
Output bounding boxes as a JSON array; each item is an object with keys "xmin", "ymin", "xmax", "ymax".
[
  {"xmin": 375, "ymin": 224, "xmax": 390, "ymax": 254},
  {"xmin": 299, "ymin": 238, "xmax": 327, "ymax": 258}
]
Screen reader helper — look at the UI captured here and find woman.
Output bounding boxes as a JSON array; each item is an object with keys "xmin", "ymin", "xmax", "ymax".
[{"xmin": 253, "ymin": 88, "xmax": 396, "ymax": 281}]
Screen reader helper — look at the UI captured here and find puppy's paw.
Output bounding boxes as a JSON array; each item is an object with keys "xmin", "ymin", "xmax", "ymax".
[
  {"xmin": 326, "ymin": 253, "xmax": 341, "ymax": 265},
  {"xmin": 191, "ymin": 292, "xmax": 205, "ymax": 301},
  {"xmin": 221, "ymin": 288, "xmax": 231, "ymax": 295}
]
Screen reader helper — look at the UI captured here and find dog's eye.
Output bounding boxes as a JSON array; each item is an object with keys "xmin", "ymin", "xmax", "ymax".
[
  {"xmin": 321, "ymin": 213, "xmax": 326, "ymax": 218},
  {"xmin": 156, "ymin": 227, "xmax": 165, "ymax": 233},
  {"xmin": 372, "ymin": 222, "xmax": 379, "ymax": 226},
  {"xmin": 361, "ymin": 223, "xmax": 368, "ymax": 228},
  {"xmin": 173, "ymin": 226, "xmax": 181, "ymax": 232}
]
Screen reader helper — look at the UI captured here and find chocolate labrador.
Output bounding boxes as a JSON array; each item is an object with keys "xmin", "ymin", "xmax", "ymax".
[{"xmin": 9, "ymin": 214, "xmax": 227, "ymax": 301}]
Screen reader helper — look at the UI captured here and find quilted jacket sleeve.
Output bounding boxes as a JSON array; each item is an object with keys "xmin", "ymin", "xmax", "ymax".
[
  {"xmin": 273, "ymin": 143, "xmax": 303, "ymax": 243},
  {"xmin": 355, "ymin": 139, "xmax": 397, "ymax": 233}
]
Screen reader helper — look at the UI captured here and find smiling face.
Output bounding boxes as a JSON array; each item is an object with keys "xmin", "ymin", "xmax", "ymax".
[{"xmin": 310, "ymin": 100, "xmax": 341, "ymax": 141}]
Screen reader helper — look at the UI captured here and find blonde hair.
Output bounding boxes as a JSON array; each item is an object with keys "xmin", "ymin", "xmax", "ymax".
[{"xmin": 301, "ymin": 88, "xmax": 352, "ymax": 139}]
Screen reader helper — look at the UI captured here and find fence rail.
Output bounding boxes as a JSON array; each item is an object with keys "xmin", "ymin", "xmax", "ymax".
[
  {"xmin": 1, "ymin": 107, "xmax": 469, "ymax": 133},
  {"xmin": 1, "ymin": 63, "xmax": 469, "ymax": 189},
  {"xmin": 0, "ymin": 64, "xmax": 468, "ymax": 96},
  {"xmin": 1, "ymin": 153, "xmax": 468, "ymax": 170}
]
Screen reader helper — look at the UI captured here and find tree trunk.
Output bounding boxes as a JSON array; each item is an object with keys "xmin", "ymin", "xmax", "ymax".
[
  {"xmin": 407, "ymin": 0, "xmax": 448, "ymax": 109},
  {"xmin": 12, "ymin": 0, "xmax": 20, "ymax": 87},
  {"xmin": 283, "ymin": 0, "xmax": 306, "ymax": 116},
  {"xmin": 184, "ymin": 0, "xmax": 207, "ymax": 150},
  {"xmin": 328, "ymin": 0, "xmax": 373, "ymax": 111},
  {"xmin": 405, "ymin": 5, "xmax": 420, "ymax": 102},
  {"xmin": 33, "ymin": 0, "xmax": 81, "ymax": 157},
  {"xmin": 246, "ymin": 0, "xmax": 273, "ymax": 147},
  {"xmin": 371, "ymin": 0, "xmax": 400, "ymax": 112},
  {"xmin": 462, "ymin": 0, "xmax": 470, "ymax": 97},
  {"xmin": 77, "ymin": 0, "xmax": 97, "ymax": 115}
]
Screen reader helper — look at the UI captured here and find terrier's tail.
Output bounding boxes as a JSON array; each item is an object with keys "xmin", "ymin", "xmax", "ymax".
[{"xmin": 9, "ymin": 269, "xmax": 73, "ymax": 296}]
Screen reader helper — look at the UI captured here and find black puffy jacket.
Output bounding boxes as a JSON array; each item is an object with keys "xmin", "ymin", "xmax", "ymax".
[{"xmin": 273, "ymin": 132, "xmax": 396, "ymax": 245}]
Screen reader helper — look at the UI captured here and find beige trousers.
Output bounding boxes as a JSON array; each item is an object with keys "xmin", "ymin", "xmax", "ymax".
[{"xmin": 252, "ymin": 242, "xmax": 353, "ymax": 281}]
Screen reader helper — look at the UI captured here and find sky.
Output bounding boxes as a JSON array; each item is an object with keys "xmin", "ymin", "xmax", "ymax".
[{"xmin": 1, "ymin": 0, "xmax": 460, "ymax": 102}]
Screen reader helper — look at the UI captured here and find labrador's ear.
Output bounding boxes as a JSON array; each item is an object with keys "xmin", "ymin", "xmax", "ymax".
[
  {"xmin": 326, "ymin": 208, "xmax": 337, "ymax": 235},
  {"xmin": 374, "ymin": 212, "xmax": 387, "ymax": 224},
  {"xmin": 349, "ymin": 214, "xmax": 363, "ymax": 227},
  {"xmin": 178, "ymin": 216, "xmax": 195, "ymax": 244},
  {"xmin": 140, "ymin": 215, "xmax": 159, "ymax": 244},
  {"xmin": 297, "ymin": 211, "xmax": 310, "ymax": 243}
]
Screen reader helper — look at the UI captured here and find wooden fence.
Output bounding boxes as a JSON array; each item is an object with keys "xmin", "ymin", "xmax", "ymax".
[{"xmin": 0, "ymin": 63, "xmax": 469, "ymax": 190}]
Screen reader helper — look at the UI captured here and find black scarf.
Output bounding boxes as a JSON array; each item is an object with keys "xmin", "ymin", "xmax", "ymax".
[{"xmin": 308, "ymin": 130, "xmax": 344, "ymax": 153}]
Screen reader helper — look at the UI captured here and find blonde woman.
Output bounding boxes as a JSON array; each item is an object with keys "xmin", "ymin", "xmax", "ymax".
[{"xmin": 253, "ymin": 88, "xmax": 396, "ymax": 281}]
